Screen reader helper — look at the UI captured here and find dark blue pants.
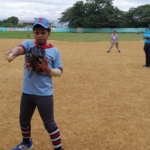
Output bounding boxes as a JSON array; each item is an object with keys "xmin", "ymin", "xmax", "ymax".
[
  {"xmin": 144, "ymin": 43, "xmax": 150, "ymax": 66},
  {"xmin": 20, "ymin": 93, "xmax": 57, "ymax": 133}
]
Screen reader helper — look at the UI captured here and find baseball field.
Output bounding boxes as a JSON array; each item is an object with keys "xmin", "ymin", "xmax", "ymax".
[{"xmin": 1, "ymin": 32, "xmax": 150, "ymax": 150}]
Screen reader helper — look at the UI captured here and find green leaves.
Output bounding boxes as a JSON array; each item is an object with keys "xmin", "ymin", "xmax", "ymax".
[
  {"xmin": 58, "ymin": 1, "xmax": 150, "ymax": 28},
  {"xmin": 0, "ymin": 16, "xmax": 20, "ymax": 27},
  {"xmin": 121, "ymin": 4, "xmax": 150, "ymax": 27},
  {"xmin": 58, "ymin": 0, "xmax": 125, "ymax": 28},
  {"xmin": 58, "ymin": 1, "xmax": 85, "ymax": 27}
]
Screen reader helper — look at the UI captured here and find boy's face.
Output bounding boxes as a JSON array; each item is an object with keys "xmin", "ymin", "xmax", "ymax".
[{"xmin": 33, "ymin": 27, "xmax": 50, "ymax": 46}]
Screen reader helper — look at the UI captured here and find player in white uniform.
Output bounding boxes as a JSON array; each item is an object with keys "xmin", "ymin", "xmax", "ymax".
[{"xmin": 107, "ymin": 29, "xmax": 121, "ymax": 53}]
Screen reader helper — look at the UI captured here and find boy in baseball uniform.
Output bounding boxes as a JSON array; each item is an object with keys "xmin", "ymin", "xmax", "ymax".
[
  {"xmin": 5, "ymin": 17, "xmax": 64, "ymax": 150},
  {"xmin": 107, "ymin": 29, "xmax": 121, "ymax": 53}
]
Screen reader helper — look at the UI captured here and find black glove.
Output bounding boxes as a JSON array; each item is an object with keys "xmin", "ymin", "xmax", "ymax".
[{"xmin": 26, "ymin": 46, "xmax": 48, "ymax": 78}]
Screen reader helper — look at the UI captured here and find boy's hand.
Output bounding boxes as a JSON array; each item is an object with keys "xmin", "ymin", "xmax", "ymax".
[
  {"xmin": 5, "ymin": 51, "xmax": 16, "ymax": 62},
  {"xmin": 37, "ymin": 58, "xmax": 49, "ymax": 73}
]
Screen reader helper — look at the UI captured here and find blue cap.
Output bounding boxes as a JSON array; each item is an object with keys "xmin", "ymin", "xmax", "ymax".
[
  {"xmin": 113, "ymin": 29, "xmax": 116, "ymax": 32},
  {"xmin": 33, "ymin": 17, "xmax": 50, "ymax": 29}
]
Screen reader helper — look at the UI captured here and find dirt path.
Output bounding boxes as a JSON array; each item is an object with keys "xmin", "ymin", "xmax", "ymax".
[{"xmin": 0, "ymin": 39, "xmax": 150, "ymax": 150}]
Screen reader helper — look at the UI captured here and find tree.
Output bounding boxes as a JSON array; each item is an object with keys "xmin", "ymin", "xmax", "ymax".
[
  {"xmin": 104, "ymin": 7, "xmax": 126, "ymax": 28},
  {"xmin": 58, "ymin": 0, "xmax": 150, "ymax": 28},
  {"xmin": 126, "ymin": 4, "xmax": 150, "ymax": 27},
  {"xmin": 0, "ymin": 16, "xmax": 23, "ymax": 27},
  {"xmin": 2, "ymin": 16, "xmax": 19, "ymax": 25},
  {"xmin": 58, "ymin": 1, "xmax": 85, "ymax": 27},
  {"xmin": 58, "ymin": 0, "xmax": 126, "ymax": 28},
  {"xmin": 78, "ymin": 0, "xmax": 115, "ymax": 28},
  {"xmin": 0, "ymin": 20, "xmax": 3, "ymax": 25},
  {"xmin": 1, "ymin": 23, "xmax": 14, "ymax": 27},
  {"xmin": 7, "ymin": 16, "xmax": 19, "ymax": 25}
]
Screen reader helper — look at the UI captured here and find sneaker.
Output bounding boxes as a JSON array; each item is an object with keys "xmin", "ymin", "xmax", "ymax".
[
  {"xmin": 107, "ymin": 51, "xmax": 110, "ymax": 53},
  {"xmin": 118, "ymin": 51, "xmax": 121, "ymax": 53},
  {"xmin": 143, "ymin": 65, "xmax": 148, "ymax": 67},
  {"xmin": 11, "ymin": 139, "xmax": 33, "ymax": 150}
]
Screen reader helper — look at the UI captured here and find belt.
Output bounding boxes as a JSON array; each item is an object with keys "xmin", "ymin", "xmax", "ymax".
[{"xmin": 145, "ymin": 43, "xmax": 150, "ymax": 45}]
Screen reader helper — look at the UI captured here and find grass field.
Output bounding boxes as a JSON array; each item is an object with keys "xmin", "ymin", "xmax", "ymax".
[{"xmin": 0, "ymin": 31, "xmax": 144, "ymax": 41}]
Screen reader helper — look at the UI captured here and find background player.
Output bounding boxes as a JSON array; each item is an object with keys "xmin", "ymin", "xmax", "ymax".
[
  {"xmin": 143, "ymin": 24, "xmax": 150, "ymax": 68},
  {"xmin": 27, "ymin": 27, "xmax": 30, "ymax": 38},
  {"xmin": 5, "ymin": 17, "xmax": 64, "ymax": 150},
  {"xmin": 107, "ymin": 29, "xmax": 121, "ymax": 53}
]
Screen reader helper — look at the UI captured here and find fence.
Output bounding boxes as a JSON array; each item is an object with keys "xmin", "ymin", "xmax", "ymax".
[{"xmin": 0, "ymin": 27, "xmax": 147, "ymax": 33}]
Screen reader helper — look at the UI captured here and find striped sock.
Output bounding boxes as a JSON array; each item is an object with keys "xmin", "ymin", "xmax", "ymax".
[
  {"xmin": 21, "ymin": 126, "xmax": 30, "ymax": 144},
  {"xmin": 49, "ymin": 127, "xmax": 62, "ymax": 150}
]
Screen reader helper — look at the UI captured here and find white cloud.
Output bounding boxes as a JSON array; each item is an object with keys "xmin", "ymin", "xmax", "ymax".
[
  {"xmin": 0, "ymin": 0, "xmax": 149, "ymax": 22},
  {"xmin": 113, "ymin": 0, "xmax": 149, "ymax": 11},
  {"xmin": 0, "ymin": 1, "xmax": 81, "ymax": 21}
]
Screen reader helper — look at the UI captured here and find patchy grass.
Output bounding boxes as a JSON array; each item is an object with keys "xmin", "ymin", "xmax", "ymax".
[{"xmin": 0, "ymin": 31, "xmax": 144, "ymax": 42}]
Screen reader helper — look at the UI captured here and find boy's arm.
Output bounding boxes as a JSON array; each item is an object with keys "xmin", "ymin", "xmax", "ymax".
[
  {"xmin": 143, "ymin": 32, "xmax": 150, "ymax": 39},
  {"xmin": 143, "ymin": 33, "xmax": 148, "ymax": 39},
  {"xmin": 45, "ymin": 68, "xmax": 62, "ymax": 77},
  {"xmin": 38, "ymin": 58, "xmax": 62, "ymax": 77},
  {"xmin": 5, "ymin": 46, "xmax": 25, "ymax": 62},
  {"xmin": 143, "ymin": 36, "xmax": 150, "ymax": 39}
]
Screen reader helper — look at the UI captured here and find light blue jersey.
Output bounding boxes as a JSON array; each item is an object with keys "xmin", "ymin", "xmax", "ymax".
[
  {"xmin": 19, "ymin": 40, "xmax": 63, "ymax": 96},
  {"xmin": 111, "ymin": 34, "xmax": 118, "ymax": 41},
  {"xmin": 144, "ymin": 30, "xmax": 150, "ymax": 44},
  {"xmin": 27, "ymin": 28, "xmax": 29, "ymax": 33}
]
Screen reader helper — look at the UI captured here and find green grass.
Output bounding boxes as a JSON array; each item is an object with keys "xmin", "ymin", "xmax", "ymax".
[{"xmin": 0, "ymin": 31, "xmax": 144, "ymax": 42}]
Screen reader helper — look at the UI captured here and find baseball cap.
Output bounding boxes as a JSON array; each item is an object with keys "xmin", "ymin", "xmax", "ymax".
[
  {"xmin": 113, "ymin": 29, "xmax": 116, "ymax": 32},
  {"xmin": 33, "ymin": 17, "xmax": 50, "ymax": 29},
  {"xmin": 148, "ymin": 24, "xmax": 150, "ymax": 28}
]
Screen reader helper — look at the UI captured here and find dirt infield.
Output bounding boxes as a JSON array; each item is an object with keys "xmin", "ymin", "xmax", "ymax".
[{"xmin": 1, "ymin": 39, "xmax": 150, "ymax": 150}]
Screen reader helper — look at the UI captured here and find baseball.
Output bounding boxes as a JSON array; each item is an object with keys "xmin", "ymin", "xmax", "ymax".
[{"xmin": 6, "ymin": 53, "xmax": 14, "ymax": 61}]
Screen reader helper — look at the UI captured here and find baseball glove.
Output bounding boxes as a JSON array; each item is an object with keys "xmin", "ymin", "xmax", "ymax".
[{"xmin": 26, "ymin": 46, "xmax": 48, "ymax": 78}]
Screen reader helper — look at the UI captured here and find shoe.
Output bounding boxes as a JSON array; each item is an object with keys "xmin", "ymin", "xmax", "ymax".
[
  {"xmin": 107, "ymin": 51, "xmax": 110, "ymax": 53},
  {"xmin": 118, "ymin": 51, "xmax": 121, "ymax": 53},
  {"xmin": 11, "ymin": 139, "xmax": 33, "ymax": 150},
  {"xmin": 148, "ymin": 65, "xmax": 150, "ymax": 68},
  {"xmin": 143, "ymin": 65, "xmax": 148, "ymax": 67}
]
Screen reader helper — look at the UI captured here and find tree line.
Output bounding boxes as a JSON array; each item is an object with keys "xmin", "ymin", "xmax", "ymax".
[
  {"xmin": 58, "ymin": 0, "xmax": 150, "ymax": 28},
  {"xmin": 0, "ymin": 16, "xmax": 25, "ymax": 27}
]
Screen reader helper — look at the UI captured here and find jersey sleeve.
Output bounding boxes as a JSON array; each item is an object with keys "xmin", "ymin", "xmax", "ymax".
[
  {"xmin": 144, "ymin": 31, "xmax": 148, "ymax": 37},
  {"xmin": 19, "ymin": 40, "xmax": 30, "ymax": 53},
  {"xmin": 144, "ymin": 31, "xmax": 150, "ymax": 37},
  {"xmin": 144, "ymin": 32, "xmax": 147, "ymax": 37}
]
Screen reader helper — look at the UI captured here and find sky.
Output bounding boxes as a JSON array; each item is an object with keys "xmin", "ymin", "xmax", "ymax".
[{"xmin": 0, "ymin": 0, "xmax": 149, "ymax": 26}]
